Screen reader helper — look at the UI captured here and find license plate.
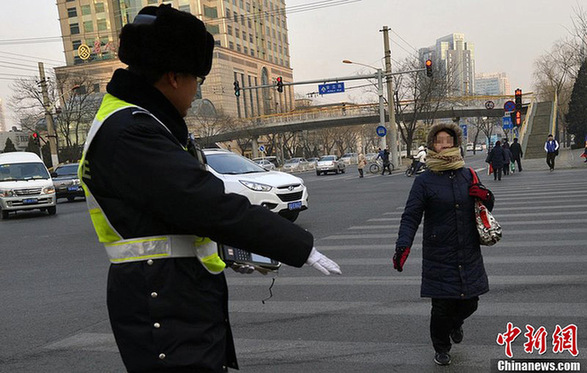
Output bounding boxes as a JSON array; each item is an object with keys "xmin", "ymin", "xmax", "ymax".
[
  {"xmin": 288, "ymin": 201, "xmax": 302, "ymax": 210},
  {"xmin": 68, "ymin": 186, "xmax": 79, "ymax": 191},
  {"xmin": 23, "ymin": 198, "xmax": 38, "ymax": 204}
]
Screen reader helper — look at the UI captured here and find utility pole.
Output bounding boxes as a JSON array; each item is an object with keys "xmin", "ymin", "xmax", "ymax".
[
  {"xmin": 381, "ymin": 26, "xmax": 399, "ymax": 168},
  {"xmin": 38, "ymin": 62, "xmax": 59, "ymax": 167}
]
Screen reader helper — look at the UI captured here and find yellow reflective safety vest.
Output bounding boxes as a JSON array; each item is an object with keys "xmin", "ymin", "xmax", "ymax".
[{"xmin": 78, "ymin": 93, "xmax": 225, "ymax": 274}]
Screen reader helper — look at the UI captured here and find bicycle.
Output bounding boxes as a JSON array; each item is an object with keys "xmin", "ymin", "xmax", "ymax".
[{"xmin": 368, "ymin": 159, "xmax": 395, "ymax": 174}]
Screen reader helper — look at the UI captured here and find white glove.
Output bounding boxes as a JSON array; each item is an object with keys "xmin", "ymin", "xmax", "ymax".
[
  {"xmin": 230, "ymin": 263, "xmax": 255, "ymax": 274},
  {"xmin": 305, "ymin": 247, "xmax": 342, "ymax": 275}
]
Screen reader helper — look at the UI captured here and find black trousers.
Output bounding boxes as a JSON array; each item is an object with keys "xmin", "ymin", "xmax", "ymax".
[
  {"xmin": 430, "ymin": 297, "xmax": 479, "ymax": 353},
  {"xmin": 513, "ymin": 157, "xmax": 522, "ymax": 171},
  {"xmin": 493, "ymin": 165, "xmax": 502, "ymax": 180},
  {"xmin": 381, "ymin": 162, "xmax": 392, "ymax": 175},
  {"xmin": 358, "ymin": 168, "xmax": 364, "ymax": 177},
  {"xmin": 546, "ymin": 152, "xmax": 556, "ymax": 170}
]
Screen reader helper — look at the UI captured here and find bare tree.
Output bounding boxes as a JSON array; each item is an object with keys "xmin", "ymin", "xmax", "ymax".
[
  {"xmin": 393, "ymin": 57, "xmax": 455, "ymax": 157},
  {"xmin": 9, "ymin": 71, "xmax": 102, "ymax": 162}
]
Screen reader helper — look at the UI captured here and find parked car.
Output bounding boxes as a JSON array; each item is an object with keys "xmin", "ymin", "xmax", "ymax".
[
  {"xmin": 204, "ymin": 149, "xmax": 308, "ymax": 222},
  {"xmin": 252, "ymin": 156, "xmax": 279, "ymax": 169},
  {"xmin": 0, "ymin": 152, "xmax": 57, "ymax": 219},
  {"xmin": 340, "ymin": 152, "xmax": 358, "ymax": 165},
  {"xmin": 306, "ymin": 157, "xmax": 320, "ymax": 169},
  {"xmin": 316, "ymin": 155, "xmax": 346, "ymax": 175},
  {"xmin": 253, "ymin": 159, "xmax": 276, "ymax": 171},
  {"xmin": 282, "ymin": 157, "xmax": 309, "ymax": 173},
  {"xmin": 51, "ymin": 163, "xmax": 85, "ymax": 201},
  {"xmin": 365, "ymin": 153, "xmax": 378, "ymax": 162}
]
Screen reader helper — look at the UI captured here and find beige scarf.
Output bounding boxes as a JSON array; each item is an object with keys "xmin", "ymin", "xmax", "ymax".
[{"xmin": 426, "ymin": 147, "xmax": 465, "ymax": 172}]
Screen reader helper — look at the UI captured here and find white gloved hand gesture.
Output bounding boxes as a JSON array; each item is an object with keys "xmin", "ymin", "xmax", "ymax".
[{"xmin": 305, "ymin": 247, "xmax": 342, "ymax": 275}]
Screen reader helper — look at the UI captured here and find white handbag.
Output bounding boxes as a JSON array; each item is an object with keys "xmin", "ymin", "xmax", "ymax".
[{"xmin": 470, "ymin": 168, "xmax": 502, "ymax": 246}]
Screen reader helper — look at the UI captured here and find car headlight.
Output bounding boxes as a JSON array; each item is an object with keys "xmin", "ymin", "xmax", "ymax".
[
  {"xmin": 72, "ymin": 179, "xmax": 81, "ymax": 185},
  {"xmin": 0, "ymin": 189, "xmax": 15, "ymax": 197},
  {"xmin": 42, "ymin": 186, "xmax": 55, "ymax": 194},
  {"xmin": 239, "ymin": 180, "xmax": 272, "ymax": 192}
]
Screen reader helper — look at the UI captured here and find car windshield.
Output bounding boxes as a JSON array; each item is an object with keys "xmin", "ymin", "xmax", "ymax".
[
  {"xmin": 285, "ymin": 159, "xmax": 300, "ymax": 164},
  {"xmin": 319, "ymin": 156, "xmax": 335, "ymax": 161},
  {"xmin": 53, "ymin": 164, "xmax": 79, "ymax": 177},
  {"xmin": 206, "ymin": 153, "xmax": 267, "ymax": 174},
  {"xmin": 0, "ymin": 162, "xmax": 50, "ymax": 182}
]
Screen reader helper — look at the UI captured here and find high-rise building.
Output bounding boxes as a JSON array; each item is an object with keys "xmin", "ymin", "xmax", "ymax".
[
  {"xmin": 55, "ymin": 0, "xmax": 294, "ymax": 118},
  {"xmin": 419, "ymin": 33, "xmax": 475, "ymax": 97},
  {"xmin": 474, "ymin": 72, "xmax": 510, "ymax": 96}
]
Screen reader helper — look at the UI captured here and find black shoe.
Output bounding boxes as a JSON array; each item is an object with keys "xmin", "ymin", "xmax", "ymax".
[
  {"xmin": 434, "ymin": 352, "xmax": 451, "ymax": 366},
  {"xmin": 451, "ymin": 326, "xmax": 463, "ymax": 344}
]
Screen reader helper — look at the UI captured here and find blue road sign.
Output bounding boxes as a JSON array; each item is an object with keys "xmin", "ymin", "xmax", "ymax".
[
  {"xmin": 504, "ymin": 100, "xmax": 515, "ymax": 112},
  {"xmin": 502, "ymin": 116, "xmax": 513, "ymax": 130},
  {"xmin": 318, "ymin": 82, "xmax": 345, "ymax": 94},
  {"xmin": 460, "ymin": 124, "xmax": 467, "ymax": 137},
  {"xmin": 376, "ymin": 125, "xmax": 387, "ymax": 137},
  {"xmin": 258, "ymin": 145, "xmax": 265, "ymax": 152}
]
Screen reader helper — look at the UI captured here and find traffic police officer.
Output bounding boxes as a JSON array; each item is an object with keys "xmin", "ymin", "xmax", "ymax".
[{"xmin": 78, "ymin": 5, "xmax": 341, "ymax": 372}]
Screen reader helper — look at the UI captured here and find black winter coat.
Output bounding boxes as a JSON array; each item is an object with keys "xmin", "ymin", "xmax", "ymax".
[
  {"xmin": 510, "ymin": 142, "xmax": 523, "ymax": 160},
  {"xmin": 85, "ymin": 70, "xmax": 313, "ymax": 372},
  {"xmin": 486, "ymin": 146, "xmax": 506, "ymax": 168},
  {"xmin": 396, "ymin": 168, "xmax": 490, "ymax": 299}
]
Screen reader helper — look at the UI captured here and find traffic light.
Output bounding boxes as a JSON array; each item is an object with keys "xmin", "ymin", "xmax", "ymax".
[
  {"xmin": 425, "ymin": 59, "xmax": 433, "ymax": 77},
  {"xmin": 510, "ymin": 110, "xmax": 522, "ymax": 126},
  {"xmin": 514, "ymin": 110, "xmax": 522, "ymax": 126},
  {"xmin": 276, "ymin": 76, "xmax": 283, "ymax": 93},
  {"xmin": 233, "ymin": 81, "xmax": 240, "ymax": 97},
  {"xmin": 515, "ymin": 88, "xmax": 522, "ymax": 111},
  {"xmin": 32, "ymin": 132, "xmax": 40, "ymax": 147}
]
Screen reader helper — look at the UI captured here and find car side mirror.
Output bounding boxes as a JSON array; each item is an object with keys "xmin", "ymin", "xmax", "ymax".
[{"xmin": 50, "ymin": 172, "xmax": 57, "ymax": 178}]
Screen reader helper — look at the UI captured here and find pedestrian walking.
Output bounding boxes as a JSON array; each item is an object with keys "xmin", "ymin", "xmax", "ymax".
[
  {"xmin": 379, "ymin": 148, "xmax": 392, "ymax": 175},
  {"xmin": 510, "ymin": 138, "xmax": 523, "ymax": 171},
  {"xmin": 545, "ymin": 134, "xmax": 560, "ymax": 171},
  {"xmin": 77, "ymin": 5, "xmax": 341, "ymax": 372},
  {"xmin": 502, "ymin": 142, "xmax": 513, "ymax": 176},
  {"xmin": 357, "ymin": 153, "xmax": 367, "ymax": 178},
  {"xmin": 486, "ymin": 141, "xmax": 506, "ymax": 181},
  {"xmin": 581, "ymin": 139, "xmax": 587, "ymax": 163},
  {"xmin": 393, "ymin": 122, "xmax": 494, "ymax": 367}
]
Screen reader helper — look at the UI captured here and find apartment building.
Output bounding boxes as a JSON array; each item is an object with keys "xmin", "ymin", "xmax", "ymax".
[
  {"xmin": 419, "ymin": 33, "xmax": 475, "ymax": 97},
  {"xmin": 54, "ymin": 0, "xmax": 294, "ymax": 118},
  {"xmin": 475, "ymin": 72, "xmax": 511, "ymax": 96}
]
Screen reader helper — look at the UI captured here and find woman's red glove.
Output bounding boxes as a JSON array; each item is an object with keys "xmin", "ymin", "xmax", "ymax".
[
  {"xmin": 393, "ymin": 247, "xmax": 410, "ymax": 272},
  {"xmin": 469, "ymin": 185, "xmax": 490, "ymax": 201}
]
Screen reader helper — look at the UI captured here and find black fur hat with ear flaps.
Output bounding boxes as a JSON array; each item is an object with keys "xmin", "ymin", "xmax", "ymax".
[
  {"xmin": 118, "ymin": 4, "xmax": 214, "ymax": 77},
  {"xmin": 426, "ymin": 122, "xmax": 464, "ymax": 150}
]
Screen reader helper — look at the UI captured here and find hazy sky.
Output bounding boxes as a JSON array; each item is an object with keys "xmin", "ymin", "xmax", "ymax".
[{"xmin": 0, "ymin": 0, "xmax": 583, "ymax": 129}]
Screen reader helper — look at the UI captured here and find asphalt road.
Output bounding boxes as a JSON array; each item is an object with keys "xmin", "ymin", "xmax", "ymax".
[{"xmin": 1, "ymin": 152, "xmax": 586, "ymax": 372}]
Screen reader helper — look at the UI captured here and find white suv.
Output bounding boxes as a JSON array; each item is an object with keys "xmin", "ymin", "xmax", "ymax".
[{"xmin": 204, "ymin": 149, "xmax": 308, "ymax": 222}]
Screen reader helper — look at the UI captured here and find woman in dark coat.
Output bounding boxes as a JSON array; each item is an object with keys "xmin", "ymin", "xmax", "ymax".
[
  {"xmin": 486, "ymin": 141, "xmax": 506, "ymax": 181},
  {"xmin": 392, "ymin": 123, "xmax": 494, "ymax": 366}
]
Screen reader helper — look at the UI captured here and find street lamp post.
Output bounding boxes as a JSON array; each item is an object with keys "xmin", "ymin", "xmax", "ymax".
[{"xmin": 342, "ymin": 60, "xmax": 387, "ymax": 150}]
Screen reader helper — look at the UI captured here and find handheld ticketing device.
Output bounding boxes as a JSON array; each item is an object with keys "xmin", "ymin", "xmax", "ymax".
[{"xmin": 218, "ymin": 244, "xmax": 281, "ymax": 272}]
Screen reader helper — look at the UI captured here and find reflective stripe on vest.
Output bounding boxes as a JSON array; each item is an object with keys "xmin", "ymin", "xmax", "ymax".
[{"xmin": 78, "ymin": 94, "xmax": 225, "ymax": 274}]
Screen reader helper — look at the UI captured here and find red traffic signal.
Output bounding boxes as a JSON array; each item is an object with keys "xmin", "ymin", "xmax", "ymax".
[
  {"xmin": 515, "ymin": 110, "xmax": 522, "ymax": 126},
  {"xmin": 32, "ymin": 132, "xmax": 40, "ymax": 146},
  {"xmin": 515, "ymin": 88, "xmax": 522, "ymax": 111},
  {"xmin": 425, "ymin": 59, "xmax": 433, "ymax": 77},
  {"xmin": 276, "ymin": 76, "xmax": 284, "ymax": 93}
]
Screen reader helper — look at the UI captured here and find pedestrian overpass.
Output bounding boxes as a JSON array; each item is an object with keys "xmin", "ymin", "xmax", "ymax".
[{"xmin": 197, "ymin": 97, "xmax": 551, "ymax": 160}]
